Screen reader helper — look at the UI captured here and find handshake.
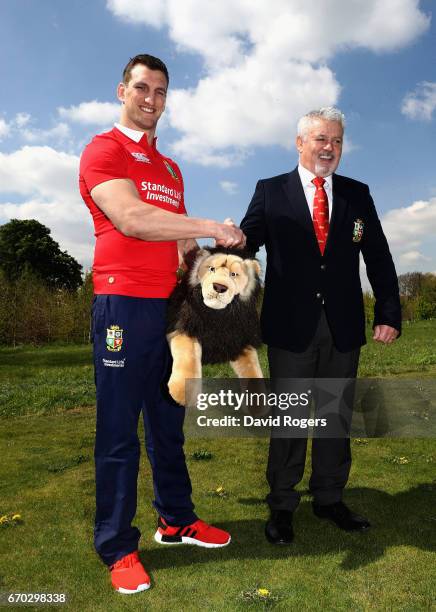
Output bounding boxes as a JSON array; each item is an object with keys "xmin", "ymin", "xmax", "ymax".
[{"xmin": 215, "ymin": 217, "xmax": 246, "ymax": 249}]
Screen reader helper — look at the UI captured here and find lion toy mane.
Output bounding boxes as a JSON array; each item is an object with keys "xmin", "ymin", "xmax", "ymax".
[{"xmin": 166, "ymin": 246, "xmax": 263, "ymax": 405}]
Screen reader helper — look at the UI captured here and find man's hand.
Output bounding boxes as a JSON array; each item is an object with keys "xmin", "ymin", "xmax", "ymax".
[
  {"xmin": 373, "ymin": 325, "xmax": 399, "ymax": 344},
  {"xmin": 215, "ymin": 218, "xmax": 246, "ymax": 248},
  {"xmin": 177, "ymin": 238, "xmax": 198, "ymax": 269}
]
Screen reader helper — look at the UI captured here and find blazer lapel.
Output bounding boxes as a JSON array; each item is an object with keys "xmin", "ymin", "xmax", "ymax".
[
  {"xmin": 324, "ymin": 174, "xmax": 349, "ymax": 256},
  {"xmin": 282, "ymin": 169, "xmax": 319, "ymax": 249}
]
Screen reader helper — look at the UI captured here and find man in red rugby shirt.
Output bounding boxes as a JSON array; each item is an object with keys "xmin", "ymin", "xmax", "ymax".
[{"xmin": 80, "ymin": 54, "xmax": 245, "ymax": 595}]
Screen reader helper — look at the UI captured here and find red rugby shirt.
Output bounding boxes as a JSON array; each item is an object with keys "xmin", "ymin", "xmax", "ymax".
[{"xmin": 79, "ymin": 126, "xmax": 186, "ymax": 298}]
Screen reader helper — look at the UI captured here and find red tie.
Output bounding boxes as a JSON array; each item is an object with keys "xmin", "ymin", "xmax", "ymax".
[{"xmin": 312, "ymin": 177, "xmax": 329, "ymax": 255}]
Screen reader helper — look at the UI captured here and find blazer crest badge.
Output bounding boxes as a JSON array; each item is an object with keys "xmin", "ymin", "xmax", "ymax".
[{"xmin": 352, "ymin": 219, "xmax": 364, "ymax": 243}]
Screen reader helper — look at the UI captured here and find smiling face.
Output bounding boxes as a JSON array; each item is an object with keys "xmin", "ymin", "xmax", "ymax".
[
  {"xmin": 296, "ymin": 118, "xmax": 343, "ymax": 177},
  {"xmin": 117, "ymin": 63, "xmax": 167, "ymax": 139}
]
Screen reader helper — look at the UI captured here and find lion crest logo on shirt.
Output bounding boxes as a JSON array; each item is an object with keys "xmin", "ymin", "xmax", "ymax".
[
  {"xmin": 163, "ymin": 160, "xmax": 179, "ymax": 181},
  {"xmin": 352, "ymin": 219, "xmax": 364, "ymax": 243},
  {"xmin": 106, "ymin": 325, "xmax": 124, "ymax": 352}
]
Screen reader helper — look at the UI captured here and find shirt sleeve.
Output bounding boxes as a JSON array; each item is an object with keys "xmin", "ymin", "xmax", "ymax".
[
  {"xmin": 360, "ymin": 186, "xmax": 402, "ymax": 334},
  {"xmin": 80, "ymin": 137, "xmax": 129, "ymax": 192},
  {"xmin": 168, "ymin": 158, "xmax": 186, "ymax": 214},
  {"xmin": 177, "ymin": 166, "xmax": 186, "ymax": 215}
]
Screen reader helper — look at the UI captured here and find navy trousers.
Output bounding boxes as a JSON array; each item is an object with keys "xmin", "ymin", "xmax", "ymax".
[
  {"xmin": 91, "ymin": 295, "xmax": 197, "ymax": 566},
  {"xmin": 266, "ymin": 309, "xmax": 360, "ymax": 512}
]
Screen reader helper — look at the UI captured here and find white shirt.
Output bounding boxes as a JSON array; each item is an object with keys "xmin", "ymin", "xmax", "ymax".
[
  {"xmin": 114, "ymin": 122, "xmax": 146, "ymax": 143},
  {"xmin": 298, "ymin": 164, "xmax": 333, "ymax": 221}
]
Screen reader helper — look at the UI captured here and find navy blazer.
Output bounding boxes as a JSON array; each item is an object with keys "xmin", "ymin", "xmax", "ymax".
[{"xmin": 240, "ymin": 168, "xmax": 401, "ymax": 353}]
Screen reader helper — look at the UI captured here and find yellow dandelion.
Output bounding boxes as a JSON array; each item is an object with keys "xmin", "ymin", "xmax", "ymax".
[
  {"xmin": 257, "ymin": 588, "xmax": 270, "ymax": 597},
  {"xmin": 0, "ymin": 515, "xmax": 8, "ymax": 524},
  {"xmin": 216, "ymin": 486, "xmax": 224, "ymax": 493},
  {"xmin": 12, "ymin": 514, "xmax": 22, "ymax": 521}
]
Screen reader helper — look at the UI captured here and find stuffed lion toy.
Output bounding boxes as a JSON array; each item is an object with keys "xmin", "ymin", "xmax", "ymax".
[{"xmin": 167, "ymin": 246, "xmax": 263, "ymax": 405}]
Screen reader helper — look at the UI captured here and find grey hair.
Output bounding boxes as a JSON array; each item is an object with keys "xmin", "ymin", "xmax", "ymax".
[{"xmin": 297, "ymin": 107, "xmax": 345, "ymax": 140}]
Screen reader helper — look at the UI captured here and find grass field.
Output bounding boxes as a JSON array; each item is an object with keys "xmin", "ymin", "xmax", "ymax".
[{"xmin": 0, "ymin": 321, "xmax": 435, "ymax": 611}]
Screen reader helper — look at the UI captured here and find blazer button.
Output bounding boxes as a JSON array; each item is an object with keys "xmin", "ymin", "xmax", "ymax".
[
  {"xmin": 316, "ymin": 292, "xmax": 322, "ymax": 299},
  {"xmin": 320, "ymin": 264, "xmax": 326, "ymax": 270}
]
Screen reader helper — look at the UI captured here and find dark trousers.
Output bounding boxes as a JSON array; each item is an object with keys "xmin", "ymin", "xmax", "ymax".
[
  {"xmin": 91, "ymin": 295, "xmax": 197, "ymax": 566},
  {"xmin": 266, "ymin": 309, "xmax": 360, "ymax": 512}
]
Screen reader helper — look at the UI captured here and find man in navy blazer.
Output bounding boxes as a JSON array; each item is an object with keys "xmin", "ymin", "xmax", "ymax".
[{"xmin": 240, "ymin": 107, "xmax": 401, "ymax": 544}]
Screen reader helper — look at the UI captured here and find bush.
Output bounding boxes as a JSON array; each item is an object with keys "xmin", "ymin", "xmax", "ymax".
[
  {"xmin": 0, "ymin": 270, "xmax": 93, "ymax": 346},
  {"xmin": 416, "ymin": 296, "xmax": 436, "ymax": 320}
]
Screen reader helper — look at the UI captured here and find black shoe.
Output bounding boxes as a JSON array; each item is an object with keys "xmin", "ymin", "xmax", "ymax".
[
  {"xmin": 313, "ymin": 501, "xmax": 370, "ymax": 532},
  {"xmin": 265, "ymin": 510, "xmax": 294, "ymax": 544}
]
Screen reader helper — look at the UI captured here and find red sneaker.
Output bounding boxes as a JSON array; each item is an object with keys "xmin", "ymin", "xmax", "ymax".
[
  {"xmin": 154, "ymin": 517, "xmax": 231, "ymax": 548},
  {"xmin": 110, "ymin": 551, "xmax": 150, "ymax": 594}
]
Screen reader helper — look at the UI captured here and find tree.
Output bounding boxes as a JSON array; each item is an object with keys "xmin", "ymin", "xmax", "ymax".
[
  {"xmin": 398, "ymin": 272, "xmax": 424, "ymax": 298},
  {"xmin": 416, "ymin": 273, "xmax": 436, "ymax": 319},
  {"xmin": 74, "ymin": 271, "xmax": 94, "ymax": 343},
  {"xmin": 398, "ymin": 272, "xmax": 436, "ymax": 320},
  {"xmin": 0, "ymin": 219, "xmax": 83, "ymax": 291}
]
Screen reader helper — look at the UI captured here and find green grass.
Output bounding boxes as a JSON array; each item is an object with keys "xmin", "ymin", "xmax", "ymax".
[
  {"xmin": 0, "ymin": 321, "xmax": 435, "ymax": 611},
  {"xmin": 0, "ymin": 344, "xmax": 95, "ymax": 417},
  {"xmin": 2, "ymin": 320, "xmax": 434, "ymax": 419},
  {"xmin": 358, "ymin": 320, "xmax": 436, "ymax": 377}
]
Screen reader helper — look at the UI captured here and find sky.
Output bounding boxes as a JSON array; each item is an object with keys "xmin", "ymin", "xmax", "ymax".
[{"xmin": 0, "ymin": 0, "xmax": 435, "ymax": 286}]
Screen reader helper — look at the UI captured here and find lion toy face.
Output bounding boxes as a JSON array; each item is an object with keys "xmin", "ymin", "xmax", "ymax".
[
  {"xmin": 190, "ymin": 250, "xmax": 261, "ymax": 310},
  {"xmin": 166, "ymin": 246, "xmax": 264, "ymax": 406}
]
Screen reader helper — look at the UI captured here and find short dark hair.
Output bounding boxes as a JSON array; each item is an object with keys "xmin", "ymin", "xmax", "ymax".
[{"xmin": 122, "ymin": 54, "xmax": 169, "ymax": 87}]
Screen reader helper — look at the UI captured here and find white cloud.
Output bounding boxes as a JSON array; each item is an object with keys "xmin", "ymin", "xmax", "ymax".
[
  {"xmin": 381, "ymin": 198, "xmax": 436, "ymax": 271},
  {"xmin": 107, "ymin": 0, "xmax": 430, "ymax": 166},
  {"xmin": 58, "ymin": 100, "xmax": 121, "ymax": 125},
  {"xmin": 107, "ymin": 0, "xmax": 429, "ymax": 66},
  {"xmin": 399, "ymin": 250, "xmax": 431, "ymax": 264},
  {"xmin": 0, "ymin": 114, "xmax": 72, "ymax": 147},
  {"xmin": 0, "ymin": 146, "xmax": 94, "ymax": 269},
  {"xmin": 401, "ymin": 81, "xmax": 436, "ymax": 121},
  {"xmin": 168, "ymin": 58, "xmax": 340, "ymax": 166},
  {"xmin": 220, "ymin": 180, "xmax": 238, "ymax": 195},
  {"xmin": 0, "ymin": 118, "xmax": 11, "ymax": 140},
  {"xmin": 21, "ymin": 123, "xmax": 71, "ymax": 145},
  {"xmin": 382, "ymin": 199, "xmax": 436, "ymax": 248},
  {"xmin": 14, "ymin": 112, "xmax": 31, "ymax": 128},
  {"xmin": 107, "ymin": 0, "xmax": 167, "ymax": 27}
]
